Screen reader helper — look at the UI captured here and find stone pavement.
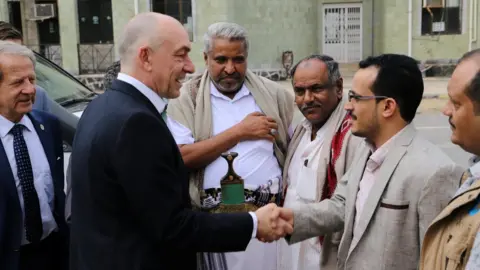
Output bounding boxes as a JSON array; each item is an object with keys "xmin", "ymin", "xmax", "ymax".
[{"xmin": 278, "ymin": 76, "xmax": 450, "ymax": 113}]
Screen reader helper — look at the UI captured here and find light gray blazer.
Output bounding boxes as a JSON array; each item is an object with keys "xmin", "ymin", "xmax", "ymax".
[{"xmin": 287, "ymin": 124, "xmax": 465, "ymax": 270}]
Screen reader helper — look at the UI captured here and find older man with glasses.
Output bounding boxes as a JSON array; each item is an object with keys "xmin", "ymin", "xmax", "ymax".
[{"xmin": 278, "ymin": 54, "xmax": 464, "ymax": 270}]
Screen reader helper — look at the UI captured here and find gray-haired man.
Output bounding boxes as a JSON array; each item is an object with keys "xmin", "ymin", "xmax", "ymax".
[{"xmin": 167, "ymin": 22, "xmax": 295, "ymax": 269}]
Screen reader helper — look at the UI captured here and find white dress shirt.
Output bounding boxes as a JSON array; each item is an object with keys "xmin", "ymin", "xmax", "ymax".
[
  {"xmin": 169, "ymin": 82, "xmax": 283, "ymax": 191},
  {"xmin": 279, "ymin": 118, "xmax": 329, "ymax": 270},
  {"xmin": 0, "ymin": 114, "xmax": 57, "ymax": 245},
  {"xmin": 116, "ymin": 73, "xmax": 258, "ymax": 238}
]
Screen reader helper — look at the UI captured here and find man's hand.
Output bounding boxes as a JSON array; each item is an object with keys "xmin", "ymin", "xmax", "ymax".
[
  {"xmin": 234, "ymin": 112, "xmax": 278, "ymax": 142},
  {"xmin": 279, "ymin": 207, "xmax": 294, "ymax": 228},
  {"xmin": 255, "ymin": 203, "xmax": 293, "ymax": 242}
]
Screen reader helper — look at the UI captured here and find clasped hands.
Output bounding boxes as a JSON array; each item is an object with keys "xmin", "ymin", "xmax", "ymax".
[{"xmin": 254, "ymin": 203, "xmax": 294, "ymax": 243}]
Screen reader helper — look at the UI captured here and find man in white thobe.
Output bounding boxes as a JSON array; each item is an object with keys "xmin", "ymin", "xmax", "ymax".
[{"xmin": 277, "ymin": 55, "xmax": 361, "ymax": 270}]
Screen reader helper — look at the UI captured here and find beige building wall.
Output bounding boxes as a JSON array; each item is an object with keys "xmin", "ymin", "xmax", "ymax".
[
  {"xmin": 111, "ymin": 0, "xmax": 152, "ymax": 60},
  {"xmin": 373, "ymin": 0, "xmax": 476, "ymax": 61},
  {"xmin": 0, "ymin": 1, "xmax": 8, "ymax": 22},
  {"xmin": 58, "ymin": 0, "xmax": 80, "ymax": 74}
]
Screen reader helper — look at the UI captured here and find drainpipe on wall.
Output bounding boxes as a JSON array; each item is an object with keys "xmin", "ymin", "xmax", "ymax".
[
  {"xmin": 146, "ymin": 0, "xmax": 151, "ymax": 11},
  {"xmin": 408, "ymin": 0, "xmax": 413, "ymax": 56},
  {"xmin": 134, "ymin": 0, "xmax": 139, "ymax": 14},
  {"xmin": 371, "ymin": 0, "xmax": 375, "ymax": 56},
  {"xmin": 469, "ymin": 0, "xmax": 478, "ymax": 51},
  {"xmin": 475, "ymin": 0, "xmax": 478, "ymax": 44}
]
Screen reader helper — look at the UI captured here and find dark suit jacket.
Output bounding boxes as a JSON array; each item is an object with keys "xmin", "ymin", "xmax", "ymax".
[
  {"xmin": 69, "ymin": 80, "xmax": 254, "ymax": 270},
  {"xmin": 0, "ymin": 110, "xmax": 68, "ymax": 270}
]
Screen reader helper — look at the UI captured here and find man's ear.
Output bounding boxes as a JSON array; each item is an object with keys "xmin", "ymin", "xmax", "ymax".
[
  {"xmin": 336, "ymin": 78, "xmax": 344, "ymax": 98},
  {"xmin": 139, "ymin": 46, "xmax": 152, "ymax": 71},
  {"xmin": 203, "ymin": 52, "xmax": 208, "ymax": 65},
  {"xmin": 382, "ymin": 98, "xmax": 397, "ymax": 118}
]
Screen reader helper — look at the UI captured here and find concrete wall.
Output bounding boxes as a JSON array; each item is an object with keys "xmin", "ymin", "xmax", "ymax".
[
  {"xmin": 188, "ymin": 0, "xmax": 230, "ymax": 71},
  {"xmin": 0, "ymin": 0, "xmax": 9, "ymax": 22},
  {"xmin": 231, "ymin": 0, "xmax": 317, "ymax": 70},
  {"xmin": 21, "ymin": 0, "xmax": 40, "ymax": 47},
  {"xmin": 188, "ymin": 0, "xmax": 318, "ymax": 72},
  {"xmin": 111, "ymin": 0, "xmax": 152, "ymax": 60},
  {"xmin": 58, "ymin": 0, "xmax": 80, "ymax": 74},
  {"xmin": 470, "ymin": 0, "xmax": 480, "ymax": 52},
  {"xmin": 373, "ymin": 0, "xmax": 478, "ymax": 61}
]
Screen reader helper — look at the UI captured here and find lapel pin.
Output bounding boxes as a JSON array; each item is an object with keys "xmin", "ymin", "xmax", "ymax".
[{"xmin": 40, "ymin": 124, "xmax": 45, "ymax": 130}]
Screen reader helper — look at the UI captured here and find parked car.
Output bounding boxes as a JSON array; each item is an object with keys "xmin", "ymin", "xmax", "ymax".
[{"xmin": 33, "ymin": 51, "xmax": 97, "ymax": 172}]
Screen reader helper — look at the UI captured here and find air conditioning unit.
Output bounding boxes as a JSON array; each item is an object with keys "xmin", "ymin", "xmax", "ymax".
[
  {"xmin": 423, "ymin": 0, "xmax": 445, "ymax": 8},
  {"xmin": 34, "ymin": 4, "xmax": 56, "ymax": 18}
]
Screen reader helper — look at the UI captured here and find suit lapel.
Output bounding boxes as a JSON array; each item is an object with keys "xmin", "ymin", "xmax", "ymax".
[
  {"xmin": 348, "ymin": 125, "xmax": 415, "ymax": 255},
  {"xmin": 340, "ymin": 146, "xmax": 370, "ymax": 258},
  {"xmin": 0, "ymin": 139, "xmax": 18, "ymax": 197},
  {"xmin": 28, "ymin": 113, "xmax": 55, "ymax": 173}
]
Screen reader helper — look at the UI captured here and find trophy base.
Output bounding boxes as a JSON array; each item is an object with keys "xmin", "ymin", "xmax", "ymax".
[{"xmin": 207, "ymin": 202, "xmax": 259, "ymax": 213}]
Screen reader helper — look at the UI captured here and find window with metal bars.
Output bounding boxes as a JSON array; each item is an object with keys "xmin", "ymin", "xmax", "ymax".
[
  {"xmin": 152, "ymin": 0, "xmax": 193, "ymax": 41},
  {"xmin": 421, "ymin": 0, "xmax": 462, "ymax": 35}
]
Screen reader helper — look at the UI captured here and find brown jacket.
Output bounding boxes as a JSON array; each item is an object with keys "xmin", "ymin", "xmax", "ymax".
[{"xmin": 420, "ymin": 177, "xmax": 480, "ymax": 270}]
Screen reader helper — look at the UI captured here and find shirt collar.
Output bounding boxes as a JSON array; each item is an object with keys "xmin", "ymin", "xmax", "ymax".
[
  {"xmin": 469, "ymin": 157, "xmax": 480, "ymax": 178},
  {"xmin": 366, "ymin": 124, "xmax": 411, "ymax": 169},
  {"xmin": 300, "ymin": 116, "xmax": 331, "ymax": 140},
  {"xmin": 117, "ymin": 73, "xmax": 168, "ymax": 115},
  {"xmin": 210, "ymin": 81, "xmax": 251, "ymax": 102},
  {"xmin": 0, "ymin": 114, "xmax": 34, "ymax": 138}
]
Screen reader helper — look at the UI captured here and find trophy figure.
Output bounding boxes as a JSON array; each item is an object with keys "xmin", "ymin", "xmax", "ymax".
[{"xmin": 220, "ymin": 152, "xmax": 245, "ymax": 206}]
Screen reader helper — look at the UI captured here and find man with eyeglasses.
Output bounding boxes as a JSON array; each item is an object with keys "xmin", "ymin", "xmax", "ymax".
[
  {"xmin": 277, "ymin": 55, "xmax": 362, "ymax": 270},
  {"xmin": 278, "ymin": 54, "xmax": 464, "ymax": 270}
]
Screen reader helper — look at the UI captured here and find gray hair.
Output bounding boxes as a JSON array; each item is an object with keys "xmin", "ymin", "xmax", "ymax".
[
  {"xmin": 0, "ymin": 40, "xmax": 36, "ymax": 82},
  {"xmin": 290, "ymin": 54, "xmax": 341, "ymax": 85},
  {"xmin": 203, "ymin": 22, "xmax": 249, "ymax": 54}
]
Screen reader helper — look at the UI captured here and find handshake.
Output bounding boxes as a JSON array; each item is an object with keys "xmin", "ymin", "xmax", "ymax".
[{"xmin": 254, "ymin": 203, "xmax": 294, "ymax": 243}]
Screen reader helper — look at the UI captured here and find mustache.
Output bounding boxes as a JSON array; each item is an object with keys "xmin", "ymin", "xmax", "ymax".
[
  {"xmin": 300, "ymin": 103, "xmax": 322, "ymax": 111},
  {"xmin": 448, "ymin": 117, "xmax": 456, "ymax": 129},
  {"xmin": 219, "ymin": 73, "xmax": 241, "ymax": 80},
  {"xmin": 346, "ymin": 110, "xmax": 357, "ymax": 120}
]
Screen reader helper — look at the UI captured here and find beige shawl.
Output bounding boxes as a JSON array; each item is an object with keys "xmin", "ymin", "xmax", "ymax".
[
  {"xmin": 167, "ymin": 69, "xmax": 295, "ymax": 207},
  {"xmin": 282, "ymin": 94, "xmax": 360, "ymax": 201},
  {"xmin": 281, "ymin": 94, "xmax": 362, "ymax": 268}
]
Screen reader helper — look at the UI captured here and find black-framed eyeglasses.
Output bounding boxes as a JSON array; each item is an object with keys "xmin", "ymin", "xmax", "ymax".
[{"xmin": 348, "ymin": 90, "xmax": 389, "ymax": 102}]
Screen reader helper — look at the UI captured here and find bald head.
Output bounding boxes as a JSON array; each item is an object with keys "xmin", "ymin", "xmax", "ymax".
[
  {"xmin": 115, "ymin": 12, "xmax": 194, "ymax": 99},
  {"xmin": 118, "ymin": 12, "xmax": 185, "ymax": 68}
]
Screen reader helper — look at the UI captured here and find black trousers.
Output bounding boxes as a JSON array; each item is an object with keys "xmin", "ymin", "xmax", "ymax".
[{"xmin": 19, "ymin": 232, "xmax": 68, "ymax": 270}]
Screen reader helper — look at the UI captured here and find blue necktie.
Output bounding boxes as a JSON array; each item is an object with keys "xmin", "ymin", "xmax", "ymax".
[{"xmin": 10, "ymin": 124, "xmax": 43, "ymax": 243}]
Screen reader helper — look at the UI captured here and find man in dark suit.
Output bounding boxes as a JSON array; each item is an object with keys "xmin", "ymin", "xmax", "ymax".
[
  {"xmin": 69, "ymin": 12, "xmax": 292, "ymax": 270},
  {"xmin": 0, "ymin": 41, "xmax": 68, "ymax": 270}
]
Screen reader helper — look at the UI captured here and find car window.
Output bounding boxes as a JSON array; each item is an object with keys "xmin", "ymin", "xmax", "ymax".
[{"xmin": 34, "ymin": 53, "xmax": 94, "ymax": 104}]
